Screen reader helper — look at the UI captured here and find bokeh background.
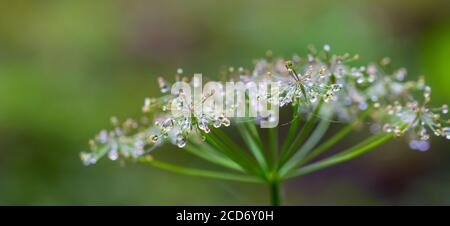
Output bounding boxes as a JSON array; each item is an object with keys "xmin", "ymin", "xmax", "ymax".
[{"xmin": 0, "ymin": 0, "xmax": 449, "ymax": 205}]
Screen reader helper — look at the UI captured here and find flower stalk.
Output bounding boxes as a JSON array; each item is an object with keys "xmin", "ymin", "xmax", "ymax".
[{"xmin": 269, "ymin": 176, "xmax": 282, "ymax": 206}]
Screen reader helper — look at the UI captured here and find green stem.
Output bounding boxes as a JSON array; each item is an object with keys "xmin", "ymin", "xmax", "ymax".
[
  {"xmin": 269, "ymin": 178, "xmax": 282, "ymax": 206},
  {"xmin": 278, "ymin": 100, "xmax": 323, "ymax": 169},
  {"xmin": 237, "ymin": 123, "xmax": 269, "ymax": 172},
  {"xmin": 184, "ymin": 142, "xmax": 244, "ymax": 172},
  {"xmin": 279, "ymin": 114, "xmax": 330, "ymax": 176},
  {"xmin": 204, "ymin": 130, "xmax": 262, "ymax": 177},
  {"xmin": 283, "ymin": 108, "xmax": 371, "ymax": 175},
  {"xmin": 139, "ymin": 157, "xmax": 263, "ymax": 183},
  {"xmin": 279, "ymin": 104, "xmax": 301, "ymax": 156},
  {"xmin": 268, "ymin": 127, "xmax": 278, "ymax": 169},
  {"xmin": 284, "ymin": 132, "xmax": 395, "ymax": 179}
]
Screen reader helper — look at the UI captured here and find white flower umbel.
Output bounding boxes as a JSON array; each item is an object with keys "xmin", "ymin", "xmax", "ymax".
[{"xmin": 81, "ymin": 45, "xmax": 449, "ymax": 205}]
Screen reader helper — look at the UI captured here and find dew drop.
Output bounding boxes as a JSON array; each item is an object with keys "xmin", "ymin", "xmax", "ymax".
[
  {"xmin": 180, "ymin": 118, "xmax": 191, "ymax": 130},
  {"xmin": 424, "ymin": 86, "xmax": 431, "ymax": 98},
  {"xmin": 176, "ymin": 134, "xmax": 187, "ymax": 148},
  {"xmin": 442, "ymin": 104, "xmax": 448, "ymax": 114},
  {"xmin": 323, "ymin": 91, "xmax": 334, "ymax": 103},
  {"xmin": 149, "ymin": 135, "xmax": 159, "ymax": 143},
  {"xmin": 97, "ymin": 130, "xmax": 108, "ymax": 144},
  {"xmin": 158, "ymin": 77, "xmax": 170, "ymax": 93},
  {"xmin": 443, "ymin": 128, "xmax": 450, "ymax": 139},
  {"xmin": 80, "ymin": 152, "xmax": 96, "ymax": 166},
  {"xmin": 160, "ymin": 118, "xmax": 174, "ymax": 133},
  {"xmin": 142, "ymin": 98, "xmax": 151, "ymax": 113},
  {"xmin": 108, "ymin": 143, "xmax": 119, "ymax": 161},
  {"xmin": 213, "ymin": 120, "xmax": 221, "ymax": 128},
  {"xmin": 108, "ymin": 149, "xmax": 119, "ymax": 161},
  {"xmin": 356, "ymin": 77, "xmax": 365, "ymax": 84},
  {"xmin": 393, "ymin": 126, "xmax": 402, "ymax": 137},
  {"xmin": 395, "ymin": 68, "xmax": 407, "ymax": 81},
  {"xmin": 310, "ymin": 94, "xmax": 317, "ymax": 103},
  {"xmin": 419, "ymin": 129, "xmax": 430, "ymax": 141},
  {"xmin": 331, "ymin": 84, "xmax": 343, "ymax": 92},
  {"xmin": 383, "ymin": 124, "xmax": 392, "ymax": 133},
  {"xmin": 222, "ymin": 118, "xmax": 231, "ymax": 127}
]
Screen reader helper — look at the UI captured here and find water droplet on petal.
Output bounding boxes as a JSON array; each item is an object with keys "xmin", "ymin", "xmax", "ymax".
[
  {"xmin": 356, "ymin": 77, "xmax": 365, "ymax": 84},
  {"xmin": 149, "ymin": 135, "xmax": 159, "ymax": 143},
  {"xmin": 108, "ymin": 150, "xmax": 119, "ymax": 161},
  {"xmin": 323, "ymin": 91, "xmax": 334, "ymax": 103},
  {"xmin": 212, "ymin": 115, "xmax": 224, "ymax": 128},
  {"xmin": 393, "ymin": 126, "xmax": 402, "ymax": 137},
  {"xmin": 157, "ymin": 77, "xmax": 170, "ymax": 93},
  {"xmin": 331, "ymin": 84, "xmax": 343, "ymax": 92},
  {"xmin": 108, "ymin": 143, "xmax": 119, "ymax": 161},
  {"xmin": 97, "ymin": 130, "xmax": 108, "ymax": 144},
  {"xmin": 419, "ymin": 129, "xmax": 430, "ymax": 141},
  {"xmin": 383, "ymin": 124, "xmax": 392, "ymax": 133},
  {"xmin": 213, "ymin": 120, "xmax": 221, "ymax": 128},
  {"xmin": 424, "ymin": 86, "xmax": 431, "ymax": 98},
  {"xmin": 310, "ymin": 94, "xmax": 317, "ymax": 103},
  {"xmin": 176, "ymin": 134, "xmax": 187, "ymax": 148},
  {"xmin": 443, "ymin": 127, "xmax": 450, "ymax": 139},
  {"xmin": 442, "ymin": 104, "xmax": 448, "ymax": 114},
  {"xmin": 142, "ymin": 98, "xmax": 151, "ymax": 113},
  {"xmin": 80, "ymin": 152, "xmax": 97, "ymax": 166},
  {"xmin": 178, "ymin": 118, "xmax": 190, "ymax": 130},
  {"xmin": 222, "ymin": 118, "xmax": 231, "ymax": 127},
  {"xmin": 395, "ymin": 68, "xmax": 407, "ymax": 81}
]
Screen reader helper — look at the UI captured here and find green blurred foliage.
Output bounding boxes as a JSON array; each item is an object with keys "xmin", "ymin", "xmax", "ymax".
[{"xmin": 0, "ymin": 0, "xmax": 449, "ymax": 205}]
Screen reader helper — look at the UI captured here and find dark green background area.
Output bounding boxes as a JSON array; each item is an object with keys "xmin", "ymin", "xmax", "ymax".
[{"xmin": 0, "ymin": 0, "xmax": 449, "ymax": 205}]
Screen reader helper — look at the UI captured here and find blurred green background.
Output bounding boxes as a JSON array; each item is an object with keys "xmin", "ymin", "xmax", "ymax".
[{"xmin": 0, "ymin": 0, "xmax": 449, "ymax": 205}]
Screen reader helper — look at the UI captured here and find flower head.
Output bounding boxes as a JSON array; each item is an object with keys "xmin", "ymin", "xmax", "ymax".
[{"xmin": 81, "ymin": 45, "xmax": 449, "ymax": 165}]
